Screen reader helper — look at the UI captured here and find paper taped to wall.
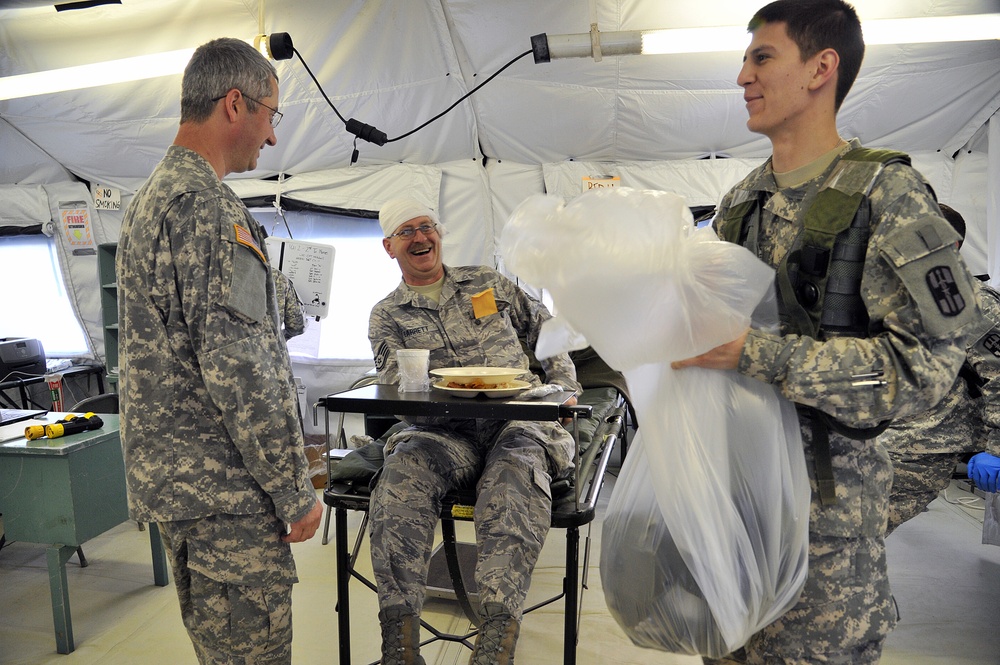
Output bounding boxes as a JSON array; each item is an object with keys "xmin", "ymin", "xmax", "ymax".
[{"xmin": 264, "ymin": 237, "xmax": 335, "ymax": 319}]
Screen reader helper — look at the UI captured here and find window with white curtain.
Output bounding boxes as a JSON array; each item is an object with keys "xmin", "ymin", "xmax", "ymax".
[
  {"xmin": 0, "ymin": 234, "xmax": 90, "ymax": 357},
  {"xmin": 251, "ymin": 207, "xmax": 401, "ymax": 361}
]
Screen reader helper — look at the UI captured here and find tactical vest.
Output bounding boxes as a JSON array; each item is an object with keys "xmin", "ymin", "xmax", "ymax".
[
  {"xmin": 719, "ymin": 148, "xmax": 911, "ymax": 340},
  {"xmin": 718, "ymin": 148, "xmax": 913, "ymax": 504}
]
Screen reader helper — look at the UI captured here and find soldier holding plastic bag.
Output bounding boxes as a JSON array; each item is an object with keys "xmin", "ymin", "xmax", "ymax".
[{"xmin": 673, "ymin": 1, "xmax": 980, "ymax": 663}]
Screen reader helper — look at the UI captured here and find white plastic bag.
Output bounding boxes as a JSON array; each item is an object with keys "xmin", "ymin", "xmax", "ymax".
[
  {"xmin": 501, "ymin": 188, "xmax": 810, "ymax": 657},
  {"xmin": 983, "ymin": 492, "xmax": 1000, "ymax": 546}
]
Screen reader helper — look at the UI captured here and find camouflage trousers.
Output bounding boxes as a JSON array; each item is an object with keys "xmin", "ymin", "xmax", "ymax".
[
  {"xmin": 702, "ymin": 534, "xmax": 893, "ymax": 665},
  {"xmin": 158, "ymin": 512, "xmax": 299, "ymax": 665},
  {"xmin": 369, "ymin": 418, "xmax": 573, "ymax": 620},
  {"xmin": 885, "ymin": 452, "xmax": 962, "ymax": 535}
]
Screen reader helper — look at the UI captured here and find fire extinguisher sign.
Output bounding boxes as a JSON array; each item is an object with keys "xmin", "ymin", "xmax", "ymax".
[{"xmin": 59, "ymin": 201, "xmax": 94, "ymax": 247}]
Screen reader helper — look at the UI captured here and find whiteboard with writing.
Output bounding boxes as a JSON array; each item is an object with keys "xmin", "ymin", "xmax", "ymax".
[{"xmin": 264, "ymin": 237, "xmax": 335, "ymax": 319}]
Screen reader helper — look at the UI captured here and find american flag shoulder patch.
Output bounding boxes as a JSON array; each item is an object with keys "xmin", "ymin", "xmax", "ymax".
[{"xmin": 233, "ymin": 223, "xmax": 267, "ymax": 264}]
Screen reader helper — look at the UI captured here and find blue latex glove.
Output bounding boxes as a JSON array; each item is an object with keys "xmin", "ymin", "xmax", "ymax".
[{"xmin": 967, "ymin": 452, "xmax": 1000, "ymax": 493}]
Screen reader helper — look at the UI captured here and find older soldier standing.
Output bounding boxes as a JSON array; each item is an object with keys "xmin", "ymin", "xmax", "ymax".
[
  {"xmin": 368, "ymin": 198, "xmax": 580, "ymax": 665},
  {"xmin": 673, "ymin": 1, "xmax": 979, "ymax": 663},
  {"xmin": 117, "ymin": 38, "xmax": 322, "ymax": 664},
  {"xmin": 882, "ymin": 204, "xmax": 1000, "ymax": 536}
]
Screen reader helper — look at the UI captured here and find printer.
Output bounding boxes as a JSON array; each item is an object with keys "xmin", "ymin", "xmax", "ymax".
[{"xmin": 0, "ymin": 337, "xmax": 46, "ymax": 381}]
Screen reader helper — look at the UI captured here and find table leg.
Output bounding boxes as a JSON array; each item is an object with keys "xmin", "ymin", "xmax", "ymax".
[
  {"xmin": 47, "ymin": 544, "xmax": 77, "ymax": 654},
  {"xmin": 147, "ymin": 522, "xmax": 170, "ymax": 586},
  {"xmin": 335, "ymin": 507, "xmax": 351, "ymax": 665},
  {"xmin": 564, "ymin": 526, "xmax": 580, "ymax": 665}
]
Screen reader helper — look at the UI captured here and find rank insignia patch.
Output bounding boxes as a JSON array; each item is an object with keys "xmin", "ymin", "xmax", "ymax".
[{"xmin": 374, "ymin": 340, "xmax": 390, "ymax": 371}]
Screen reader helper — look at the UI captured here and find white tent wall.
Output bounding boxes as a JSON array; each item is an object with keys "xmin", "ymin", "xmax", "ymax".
[
  {"xmin": 991, "ymin": 115, "xmax": 1000, "ymax": 282},
  {"xmin": 0, "ymin": 184, "xmax": 49, "ymax": 223},
  {"xmin": 447, "ymin": 0, "xmax": 1000, "ymax": 161},
  {"xmin": 0, "ymin": 182, "xmax": 108, "ymax": 361},
  {"xmin": 2, "ymin": 1, "xmax": 998, "ymax": 172},
  {"xmin": 42, "ymin": 182, "xmax": 111, "ymax": 362},
  {"xmin": 0, "ymin": 123, "xmax": 74, "ymax": 185},
  {"xmin": 0, "ymin": 0, "xmax": 998, "ymax": 418},
  {"xmin": 951, "ymin": 148, "xmax": 992, "ymax": 278},
  {"xmin": 225, "ymin": 163, "xmax": 444, "ymax": 216}
]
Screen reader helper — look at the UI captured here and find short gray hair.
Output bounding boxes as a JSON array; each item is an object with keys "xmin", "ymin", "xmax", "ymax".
[{"xmin": 180, "ymin": 37, "xmax": 278, "ymax": 123}]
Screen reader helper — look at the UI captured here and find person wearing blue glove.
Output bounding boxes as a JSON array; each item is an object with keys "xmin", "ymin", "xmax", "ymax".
[{"xmin": 968, "ymin": 452, "xmax": 1000, "ymax": 493}]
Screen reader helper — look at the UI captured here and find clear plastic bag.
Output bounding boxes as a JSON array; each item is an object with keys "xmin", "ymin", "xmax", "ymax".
[
  {"xmin": 501, "ymin": 188, "xmax": 810, "ymax": 657},
  {"xmin": 983, "ymin": 492, "xmax": 1000, "ymax": 546}
]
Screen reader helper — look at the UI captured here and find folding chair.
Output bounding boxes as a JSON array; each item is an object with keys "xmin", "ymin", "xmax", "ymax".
[{"xmin": 318, "ymin": 385, "xmax": 627, "ymax": 665}]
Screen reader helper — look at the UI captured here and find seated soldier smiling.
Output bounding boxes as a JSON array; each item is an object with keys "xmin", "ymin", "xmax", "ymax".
[{"xmin": 368, "ymin": 198, "xmax": 580, "ymax": 665}]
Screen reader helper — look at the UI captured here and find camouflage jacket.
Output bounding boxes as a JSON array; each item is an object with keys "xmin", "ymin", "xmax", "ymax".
[
  {"xmin": 880, "ymin": 280, "xmax": 1000, "ymax": 455},
  {"xmin": 116, "ymin": 145, "xmax": 316, "ymax": 525},
  {"xmin": 272, "ymin": 267, "xmax": 306, "ymax": 340},
  {"xmin": 717, "ymin": 139, "xmax": 977, "ymax": 427},
  {"xmin": 369, "ymin": 265, "xmax": 581, "ymax": 393},
  {"xmin": 714, "ymin": 138, "xmax": 979, "ymax": 537}
]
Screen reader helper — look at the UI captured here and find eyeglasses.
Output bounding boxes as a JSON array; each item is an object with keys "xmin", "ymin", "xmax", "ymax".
[
  {"xmin": 387, "ymin": 223, "xmax": 438, "ymax": 240},
  {"xmin": 211, "ymin": 91, "xmax": 282, "ymax": 128}
]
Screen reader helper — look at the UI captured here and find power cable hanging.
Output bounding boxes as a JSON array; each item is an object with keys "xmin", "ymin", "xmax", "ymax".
[{"xmin": 290, "ymin": 42, "xmax": 533, "ymax": 158}]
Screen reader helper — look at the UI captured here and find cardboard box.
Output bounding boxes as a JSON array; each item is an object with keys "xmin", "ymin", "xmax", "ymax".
[{"xmin": 304, "ymin": 435, "xmax": 327, "ymax": 490}]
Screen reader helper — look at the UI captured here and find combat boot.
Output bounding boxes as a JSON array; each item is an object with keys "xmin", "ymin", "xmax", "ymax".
[
  {"xmin": 468, "ymin": 602, "xmax": 520, "ymax": 665},
  {"xmin": 378, "ymin": 606, "xmax": 425, "ymax": 665}
]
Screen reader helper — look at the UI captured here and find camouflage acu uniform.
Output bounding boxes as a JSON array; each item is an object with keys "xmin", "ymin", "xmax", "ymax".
[
  {"xmin": 707, "ymin": 139, "xmax": 978, "ymax": 664},
  {"xmin": 881, "ymin": 280, "xmax": 1000, "ymax": 534},
  {"xmin": 272, "ymin": 267, "xmax": 307, "ymax": 340},
  {"xmin": 117, "ymin": 145, "xmax": 317, "ymax": 664},
  {"xmin": 368, "ymin": 265, "xmax": 581, "ymax": 619}
]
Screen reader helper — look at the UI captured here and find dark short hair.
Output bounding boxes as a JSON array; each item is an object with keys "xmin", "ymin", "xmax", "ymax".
[
  {"xmin": 749, "ymin": 0, "xmax": 864, "ymax": 111},
  {"xmin": 938, "ymin": 203, "xmax": 966, "ymax": 244},
  {"xmin": 180, "ymin": 38, "xmax": 278, "ymax": 123}
]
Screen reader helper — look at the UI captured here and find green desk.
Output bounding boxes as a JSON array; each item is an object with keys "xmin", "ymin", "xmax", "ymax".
[{"xmin": 0, "ymin": 414, "xmax": 169, "ymax": 654}]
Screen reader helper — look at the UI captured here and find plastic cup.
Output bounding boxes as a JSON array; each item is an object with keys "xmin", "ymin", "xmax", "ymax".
[{"xmin": 397, "ymin": 349, "xmax": 430, "ymax": 392}]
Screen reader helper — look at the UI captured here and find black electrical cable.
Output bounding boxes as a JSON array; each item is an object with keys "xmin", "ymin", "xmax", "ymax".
[
  {"xmin": 383, "ymin": 48, "xmax": 533, "ymax": 143},
  {"xmin": 292, "ymin": 46, "xmax": 534, "ymax": 146},
  {"xmin": 293, "ymin": 47, "xmax": 348, "ymax": 124}
]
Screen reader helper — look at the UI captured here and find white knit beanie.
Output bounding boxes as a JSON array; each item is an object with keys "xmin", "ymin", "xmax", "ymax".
[{"xmin": 378, "ymin": 198, "xmax": 443, "ymax": 237}]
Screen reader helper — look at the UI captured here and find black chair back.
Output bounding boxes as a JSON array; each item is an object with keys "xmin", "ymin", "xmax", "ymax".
[{"xmin": 70, "ymin": 393, "xmax": 120, "ymax": 414}]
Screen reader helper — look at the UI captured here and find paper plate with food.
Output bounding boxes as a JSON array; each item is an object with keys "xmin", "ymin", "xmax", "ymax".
[{"xmin": 430, "ymin": 367, "xmax": 532, "ymax": 398}]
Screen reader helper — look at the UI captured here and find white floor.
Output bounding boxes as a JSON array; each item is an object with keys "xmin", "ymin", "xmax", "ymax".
[
  {"xmin": 2, "ymin": 433, "xmax": 999, "ymax": 664},
  {"xmin": 881, "ymin": 483, "xmax": 1000, "ymax": 665}
]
